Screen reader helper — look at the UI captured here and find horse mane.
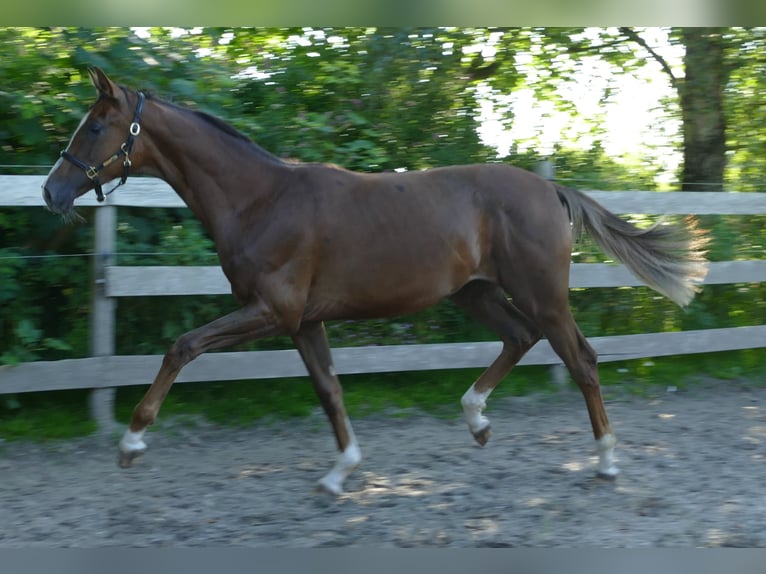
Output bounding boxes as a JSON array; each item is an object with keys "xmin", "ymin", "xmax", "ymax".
[{"xmin": 138, "ymin": 88, "xmax": 286, "ymax": 166}]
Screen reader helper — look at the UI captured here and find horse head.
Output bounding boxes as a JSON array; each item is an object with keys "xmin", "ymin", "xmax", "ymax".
[{"xmin": 43, "ymin": 67, "xmax": 145, "ymax": 215}]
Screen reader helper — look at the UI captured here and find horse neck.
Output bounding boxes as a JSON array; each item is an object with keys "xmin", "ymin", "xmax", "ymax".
[{"xmin": 138, "ymin": 99, "xmax": 287, "ymax": 235}]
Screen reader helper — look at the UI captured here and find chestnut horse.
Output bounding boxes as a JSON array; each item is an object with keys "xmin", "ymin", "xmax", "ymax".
[{"xmin": 43, "ymin": 67, "xmax": 708, "ymax": 494}]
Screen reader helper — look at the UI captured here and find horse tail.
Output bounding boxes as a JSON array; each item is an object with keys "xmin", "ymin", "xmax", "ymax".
[{"xmin": 554, "ymin": 184, "xmax": 709, "ymax": 307}]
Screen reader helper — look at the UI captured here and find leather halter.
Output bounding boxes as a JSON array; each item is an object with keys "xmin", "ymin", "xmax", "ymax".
[{"xmin": 60, "ymin": 92, "xmax": 145, "ymax": 202}]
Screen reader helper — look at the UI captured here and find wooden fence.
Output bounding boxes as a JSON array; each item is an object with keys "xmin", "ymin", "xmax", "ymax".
[{"xmin": 1, "ymin": 174, "xmax": 765, "ymax": 430}]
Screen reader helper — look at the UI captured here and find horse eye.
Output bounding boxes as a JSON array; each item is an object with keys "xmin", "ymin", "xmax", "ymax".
[{"xmin": 88, "ymin": 123, "xmax": 103, "ymax": 135}]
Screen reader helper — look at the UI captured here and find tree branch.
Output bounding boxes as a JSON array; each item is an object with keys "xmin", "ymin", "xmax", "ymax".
[
  {"xmin": 564, "ymin": 37, "xmax": 628, "ymax": 55},
  {"xmin": 466, "ymin": 58, "xmax": 502, "ymax": 82},
  {"xmin": 618, "ymin": 27, "xmax": 679, "ymax": 91}
]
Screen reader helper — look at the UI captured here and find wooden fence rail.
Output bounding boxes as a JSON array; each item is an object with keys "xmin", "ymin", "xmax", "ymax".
[{"xmin": 1, "ymin": 175, "xmax": 764, "ymax": 430}]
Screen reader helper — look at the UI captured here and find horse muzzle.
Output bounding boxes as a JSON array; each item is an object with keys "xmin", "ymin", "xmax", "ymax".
[{"xmin": 42, "ymin": 182, "xmax": 75, "ymax": 215}]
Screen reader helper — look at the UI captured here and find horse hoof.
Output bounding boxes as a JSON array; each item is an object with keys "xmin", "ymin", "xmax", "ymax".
[
  {"xmin": 315, "ymin": 480, "xmax": 343, "ymax": 497},
  {"xmin": 472, "ymin": 425, "xmax": 492, "ymax": 447},
  {"xmin": 596, "ymin": 468, "xmax": 619, "ymax": 481},
  {"xmin": 117, "ymin": 449, "xmax": 145, "ymax": 469}
]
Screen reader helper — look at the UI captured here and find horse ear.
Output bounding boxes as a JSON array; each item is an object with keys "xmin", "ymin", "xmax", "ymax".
[{"xmin": 87, "ymin": 66, "xmax": 116, "ymax": 99}]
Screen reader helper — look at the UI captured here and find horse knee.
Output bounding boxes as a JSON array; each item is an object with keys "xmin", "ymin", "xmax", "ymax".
[
  {"xmin": 164, "ymin": 333, "xmax": 200, "ymax": 371},
  {"xmin": 505, "ymin": 328, "xmax": 540, "ymax": 353}
]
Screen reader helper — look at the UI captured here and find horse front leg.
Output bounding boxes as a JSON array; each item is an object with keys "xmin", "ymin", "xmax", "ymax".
[
  {"xmin": 291, "ymin": 321, "xmax": 361, "ymax": 495},
  {"xmin": 118, "ymin": 302, "xmax": 285, "ymax": 468}
]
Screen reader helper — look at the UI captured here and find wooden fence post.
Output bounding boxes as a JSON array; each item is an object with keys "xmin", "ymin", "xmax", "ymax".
[
  {"xmin": 89, "ymin": 202, "xmax": 117, "ymax": 434},
  {"xmin": 535, "ymin": 159, "xmax": 556, "ymax": 182}
]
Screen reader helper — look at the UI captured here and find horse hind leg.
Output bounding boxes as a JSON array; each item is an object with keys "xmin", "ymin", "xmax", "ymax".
[
  {"xmin": 450, "ymin": 282, "xmax": 542, "ymax": 447},
  {"xmin": 536, "ymin": 306, "xmax": 619, "ymax": 478},
  {"xmin": 291, "ymin": 321, "xmax": 361, "ymax": 495}
]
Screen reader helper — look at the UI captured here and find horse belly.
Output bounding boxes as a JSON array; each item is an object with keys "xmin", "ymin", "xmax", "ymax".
[
  {"xmin": 304, "ymin": 241, "xmax": 485, "ymax": 321},
  {"xmin": 304, "ymin": 281, "xmax": 452, "ymax": 321}
]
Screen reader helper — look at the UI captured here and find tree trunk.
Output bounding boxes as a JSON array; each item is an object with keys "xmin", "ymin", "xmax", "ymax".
[{"xmin": 679, "ymin": 28, "xmax": 727, "ymax": 191}]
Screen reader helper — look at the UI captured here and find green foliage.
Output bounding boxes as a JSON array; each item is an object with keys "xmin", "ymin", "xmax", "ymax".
[
  {"xmin": 723, "ymin": 28, "xmax": 766, "ymax": 192},
  {"xmin": 0, "ymin": 318, "xmax": 71, "ymax": 365},
  {"xmin": 229, "ymin": 28, "xmax": 495, "ymax": 170},
  {"xmin": 0, "ymin": 205, "xmax": 90, "ymax": 366}
]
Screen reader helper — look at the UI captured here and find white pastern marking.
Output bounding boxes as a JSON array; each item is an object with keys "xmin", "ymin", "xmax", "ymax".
[
  {"xmin": 461, "ymin": 383, "xmax": 492, "ymax": 434},
  {"xmin": 596, "ymin": 433, "xmax": 619, "ymax": 477},
  {"xmin": 119, "ymin": 428, "xmax": 147, "ymax": 453},
  {"xmin": 317, "ymin": 417, "xmax": 361, "ymax": 495}
]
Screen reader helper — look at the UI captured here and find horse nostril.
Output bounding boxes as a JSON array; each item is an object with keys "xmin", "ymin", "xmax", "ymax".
[{"xmin": 42, "ymin": 186, "xmax": 53, "ymax": 207}]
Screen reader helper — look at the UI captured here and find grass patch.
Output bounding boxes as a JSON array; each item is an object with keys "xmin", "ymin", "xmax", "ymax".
[
  {"xmin": 113, "ymin": 364, "xmax": 561, "ymax": 426},
  {"xmin": 2, "ymin": 348, "xmax": 764, "ymax": 442},
  {"xmin": 0, "ymin": 389, "xmax": 97, "ymax": 441},
  {"xmin": 598, "ymin": 348, "xmax": 766, "ymax": 392}
]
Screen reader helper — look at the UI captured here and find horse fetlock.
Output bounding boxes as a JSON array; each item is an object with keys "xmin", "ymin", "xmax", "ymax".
[
  {"xmin": 118, "ymin": 428, "xmax": 147, "ymax": 468},
  {"xmin": 595, "ymin": 433, "xmax": 619, "ymax": 478},
  {"xmin": 462, "ymin": 384, "xmax": 492, "ymax": 441},
  {"xmin": 131, "ymin": 404, "xmax": 158, "ymax": 430},
  {"xmin": 317, "ymin": 441, "xmax": 361, "ymax": 496}
]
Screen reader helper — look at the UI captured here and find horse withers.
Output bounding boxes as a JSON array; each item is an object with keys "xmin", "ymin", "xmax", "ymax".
[{"xmin": 43, "ymin": 67, "xmax": 708, "ymax": 495}]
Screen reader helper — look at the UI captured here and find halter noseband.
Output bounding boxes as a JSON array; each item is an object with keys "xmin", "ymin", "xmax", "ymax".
[{"xmin": 60, "ymin": 91, "xmax": 146, "ymax": 202}]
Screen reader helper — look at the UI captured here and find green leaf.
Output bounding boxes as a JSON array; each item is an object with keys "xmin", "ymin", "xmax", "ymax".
[{"xmin": 15, "ymin": 319, "xmax": 42, "ymax": 346}]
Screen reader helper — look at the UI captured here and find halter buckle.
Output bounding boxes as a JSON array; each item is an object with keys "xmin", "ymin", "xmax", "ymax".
[
  {"xmin": 86, "ymin": 166, "xmax": 99, "ymax": 180},
  {"xmin": 120, "ymin": 142, "xmax": 132, "ymax": 168}
]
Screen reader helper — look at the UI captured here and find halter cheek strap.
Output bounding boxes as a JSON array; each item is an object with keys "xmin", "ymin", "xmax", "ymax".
[{"xmin": 61, "ymin": 91, "xmax": 145, "ymax": 202}]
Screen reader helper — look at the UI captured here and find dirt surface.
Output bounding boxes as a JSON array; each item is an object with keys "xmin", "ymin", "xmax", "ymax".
[{"xmin": 1, "ymin": 381, "xmax": 764, "ymax": 547}]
